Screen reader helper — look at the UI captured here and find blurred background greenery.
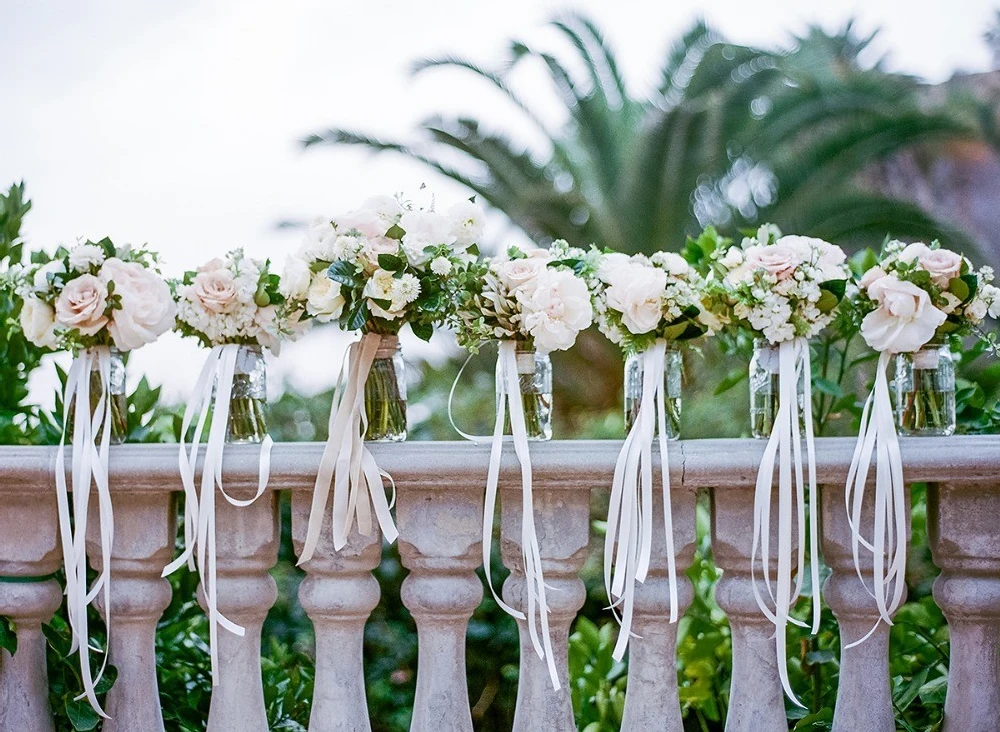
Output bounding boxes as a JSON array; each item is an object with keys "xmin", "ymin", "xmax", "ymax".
[{"xmin": 3, "ymin": 10, "xmax": 1000, "ymax": 731}]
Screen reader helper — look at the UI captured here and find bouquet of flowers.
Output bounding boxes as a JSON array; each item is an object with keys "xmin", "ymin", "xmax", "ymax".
[
  {"xmin": 449, "ymin": 239, "xmax": 594, "ymax": 689},
  {"xmin": 5, "ymin": 237, "xmax": 174, "ymax": 716},
  {"xmin": 166, "ymin": 248, "xmax": 305, "ymax": 686},
  {"xmin": 295, "ymin": 194, "xmax": 485, "ymax": 567},
  {"xmin": 845, "ymin": 239, "xmax": 999, "ymax": 649}
]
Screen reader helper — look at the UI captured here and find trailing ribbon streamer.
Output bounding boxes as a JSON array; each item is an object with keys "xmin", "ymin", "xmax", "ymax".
[
  {"xmin": 449, "ymin": 340, "xmax": 559, "ymax": 689},
  {"xmin": 298, "ymin": 333, "xmax": 398, "ymax": 565},
  {"xmin": 843, "ymin": 351, "xmax": 906, "ymax": 647},
  {"xmin": 604, "ymin": 340, "xmax": 679, "ymax": 661},
  {"xmin": 54, "ymin": 347, "xmax": 114, "ymax": 717},
  {"xmin": 162, "ymin": 344, "xmax": 273, "ymax": 686},
  {"xmin": 749, "ymin": 337, "xmax": 821, "ymax": 706}
]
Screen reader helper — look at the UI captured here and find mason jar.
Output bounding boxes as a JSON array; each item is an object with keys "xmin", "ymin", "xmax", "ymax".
[
  {"xmin": 68, "ymin": 346, "xmax": 127, "ymax": 444},
  {"xmin": 364, "ymin": 335, "xmax": 407, "ymax": 442},
  {"xmin": 496, "ymin": 342, "xmax": 552, "ymax": 441},
  {"xmin": 749, "ymin": 339, "xmax": 805, "ymax": 439},
  {"xmin": 227, "ymin": 344, "xmax": 268, "ymax": 444},
  {"xmin": 894, "ymin": 343, "xmax": 955, "ymax": 436},
  {"xmin": 624, "ymin": 346, "xmax": 682, "ymax": 437}
]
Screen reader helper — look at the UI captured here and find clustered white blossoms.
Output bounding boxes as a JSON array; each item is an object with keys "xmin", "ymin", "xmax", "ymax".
[
  {"xmin": 592, "ymin": 249, "xmax": 715, "ymax": 353},
  {"xmin": 711, "ymin": 225, "xmax": 850, "ymax": 344},
  {"xmin": 174, "ymin": 249, "xmax": 304, "ymax": 352},
  {"xmin": 452, "ymin": 240, "xmax": 594, "ymax": 353},
  {"xmin": 11, "ymin": 238, "xmax": 175, "ymax": 352},
  {"xmin": 279, "ymin": 194, "xmax": 484, "ymax": 338},
  {"xmin": 857, "ymin": 239, "xmax": 1000, "ymax": 354}
]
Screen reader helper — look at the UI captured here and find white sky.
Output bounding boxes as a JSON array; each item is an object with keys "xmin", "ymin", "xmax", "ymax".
[{"xmin": 2, "ymin": 0, "xmax": 998, "ymax": 403}]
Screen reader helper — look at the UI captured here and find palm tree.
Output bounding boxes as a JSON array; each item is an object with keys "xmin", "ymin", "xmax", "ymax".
[{"xmin": 303, "ymin": 14, "xmax": 979, "ymax": 254}]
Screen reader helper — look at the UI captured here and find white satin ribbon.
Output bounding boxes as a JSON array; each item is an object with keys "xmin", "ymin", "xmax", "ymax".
[
  {"xmin": 844, "ymin": 350, "xmax": 906, "ymax": 647},
  {"xmin": 298, "ymin": 333, "xmax": 398, "ymax": 565},
  {"xmin": 162, "ymin": 344, "xmax": 273, "ymax": 686},
  {"xmin": 604, "ymin": 340, "xmax": 679, "ymax": 661},
  {"xmin": 750, "ymin": 337, "xmax": 821, "ymax": 707},
  {"xmin": 55, "ymin": 347, "xmax": 114, "ymax": 717}
]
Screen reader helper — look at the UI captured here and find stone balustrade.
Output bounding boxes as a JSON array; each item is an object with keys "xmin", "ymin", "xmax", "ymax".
[{"xmin": 0, "ymin": 437, "xmax": 997, "ymax": 731}]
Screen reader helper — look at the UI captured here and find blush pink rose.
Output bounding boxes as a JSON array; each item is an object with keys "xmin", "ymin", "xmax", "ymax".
[
  {"xmin": 55, "ymin": 274, "xmax": 109, "ymax": 336},
  {"xmin": 191, "ymin": 268, "xmax": 238, "ymax": 314},
  {"xmin": 743, "ymin": 243, "xmax": 801, "ymax": 280},
  {"xmin": 100, "ymin": 258, "xmax": 176, "ymax": 351}
]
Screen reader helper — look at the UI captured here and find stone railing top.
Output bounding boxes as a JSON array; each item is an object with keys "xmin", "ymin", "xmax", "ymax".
[{"xmin": 0, "ymin": 436, "xmax": 997, "ymax": 493}]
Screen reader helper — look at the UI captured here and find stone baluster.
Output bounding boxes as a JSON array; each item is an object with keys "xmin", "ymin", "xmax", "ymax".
[
  {"xmin": 822, "ymin": 483, "xmax": 909, "ymax": 732},
  {"xmin": 291, "ymin": 492, "xmax": 381, "ymax": 732},
  {"xmin": 928, "ymin": 482, "xmax": 1000, "ymax": 732},
  {"xmin": 203, "ymin": 488, "xmax": 279, "ymax": 732},
  {"xmin": 500, "ymin": 482, "xmax": 590, "ymax": 732},
  {"xmin": 620, "ymin": 478, "xmax": 698, "ymax": 731},
  {"xmin": 711, "ymin": 485, "xmax": 791, "ymax": 732},
  {"xmin": 0, "ymin": 491, "xmax": 62, "ymax": 732},
  {"xmin": 397, "ymin": 482, "xmax": 484, "ymax": 732},
  {"xmin": 86, "ymin": 491, "xmax": 176, "ymax": 731}
]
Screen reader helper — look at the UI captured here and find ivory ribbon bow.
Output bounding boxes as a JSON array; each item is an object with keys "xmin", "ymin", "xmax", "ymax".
[
  {"xmin": 298, "ymin": 333, "xmax": 398, "ymax": 565},
  {"xmin": 55, "ymin": 347, "xmax": 115, "ymax": 717},
  {"xmin": 844, "ymin": 351, "xmax": 906, "ymax": 646},
  {"xmin": 604, "ymin": 340, "xmax": 679, "ymax": 661},
  {"xmin": 750, "ymin": 337, "xmax": 821, "ymax": 706},
  {"xmin": 162, "ymin": 344, "xmax": 273, "ymax": 686},
  {"xmin": 450, "ymin": 340, "xmax": 559, "ymax": 688}
]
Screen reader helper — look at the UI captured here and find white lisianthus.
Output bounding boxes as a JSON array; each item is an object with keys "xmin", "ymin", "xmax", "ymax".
[
  {"xmin": 306, "ymin": 272, "xmax": 345, "ymax": 322},
  {"xmin": 430, "ymin": 256, "xmax": 452, "ymax": 276},
  {"xmin": 20, "ymin": 296, "xmax": 60, "ymax": 349},
  {"xmin": 69, "ymin": 244, "xmax": 106, "ymax": 272},
  {"xmin": 518, "ymin": 268, "xmax": 593, "ymax": 353},
  {"xmin": 279, "ymin": 255, "xmax": 312, "ymax": 300},
  {"xmin": 861, "ymin": 275, "xmax": 947, "ymax": 354},
  {"xmin": 447, "ymin": 199, "xmax": 485, "ymax": 248},
  {"xmin": 604, "ymin": 264, "xmax": 667, "ymax": 335}
]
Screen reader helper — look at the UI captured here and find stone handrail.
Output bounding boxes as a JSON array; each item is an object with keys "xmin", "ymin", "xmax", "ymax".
[{"xmin": 0, "ymin": 437, "xmax": 997, "ymax": 731}]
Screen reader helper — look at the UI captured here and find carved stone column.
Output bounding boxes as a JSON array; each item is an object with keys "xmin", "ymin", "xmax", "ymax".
[
  {"xmin": 0, "ymin": 491, "xmax": 62, "ymax": 732},
  {"xmin": 87, "ymin": 490, "xmax": 176, "ymax": 732},
  {"xmin": 928, "ymin": 482, "xmax": 1000, "ymax": 732},
  {"xmin": 501, "ymin": 483, "xmax": 589, "ymax": 732},
  {"xmin": 203, "ymin": 488, "xmax": 279, "ymax": 732},
  {"xmin": 711, "ymin": 486, "xmax": 790, "ymax": 732},
  {"xmin": 822, "ymin": 483, "xmax": 909, "ymax": 732},
  {"xmin": 620, "ymin": 477, "xmax": 698, "ymax": 731},
  {"xmin": 291, "ymin": 492, "xmax": 381, "ymax": 732},
  {"xmin": 398, "ymin": 482, "xmax": 484, "ymax": 732}
]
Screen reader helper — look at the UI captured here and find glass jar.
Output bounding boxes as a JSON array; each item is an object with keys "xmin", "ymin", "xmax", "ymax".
[
  {"xmin": 749, "ymin": 339, "xmax": 805, "ymax": 439},
  {"xmin": 894, "ymin": 343, "xmax": 955, "ymax": 436},
  {"xmin": 227, "ymin": 345, "xmax": 268, "ymax": 444},
  {"xmin": 624, "ymin": 346, "xmax": 682, "ymax": 438},
  {"xmin": 496, "ymin": 342, "xmax": 552, "ymax": 441},
  {"xmin": 364, "ymin": 336, "xmax": 407, "ymax": 442},
  {"xmin": 69, "ymin": 347, "xmax": 127, "ymax": 444}
]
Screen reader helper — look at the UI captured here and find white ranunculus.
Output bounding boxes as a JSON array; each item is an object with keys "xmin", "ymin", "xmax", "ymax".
[
  {"xmin": 604, "ymin": 264, "xmax": 667, "ymax": 335},
  {"xmin": 69, "ymin": 244, "xmax": 106, "ymax": 272},
  {"xmin": 306, "ymin": 272, "xmax": 345, "ymax": 322},
  {"xmin": 100, "ymin": 258, "xmax": 175, "ymax": 351},
  {"xmin": 447, "ymin": 199, "xmax": 485, "ymax": 248},
  {"xmin": 861, "ymin": 275, "xmax": 947, "ymax": 354},
  {"xmin": 518, "ymin": 268, "xmax": 593, "ymax": 353},
  {"xmin": 20, "ymin": 296, "xmax": 60, "ymax": 349},
  {"xmin": 280, "ymin": 256, "xmax": 312, "ymax": 300}
]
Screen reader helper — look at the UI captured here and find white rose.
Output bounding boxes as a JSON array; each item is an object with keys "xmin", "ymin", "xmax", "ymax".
[
  {"xmin": 860, "ymin": 275, "xmax": 947, "ymax": 354},
  {"xmin": 280, "ymin": 255, "xmax": 312, "ymax": 300},
  {"xmin": 20, "ymin": 297, "xmax": 60, "ymax": 349},
  {"xmin": 69, "ymin": 244, "xmax": 106, "ymax": 272},
  {"xmin": 301, "ymin": 217, "xmax": 337, "ymax": 261},
  {"xmin": 743, "ymin": 243, "xmax": 801, "ymax": 280},
  {"xmin": 495, "ymin": 253, "xmax": 550, "ymax": 295},
  {"xmin": 54, "ymin": 273, "xmax": 109, "ymax": 336},
  {"xmin": 650, "ymin": 251, "xmax": 690, "ymax": 277},
  {"xmin": 399, "ymin": 210, "xmax": 456, "ymax": 266},
  {"xmin": 190, "ymin": 267, "xmax": 238, "ymax": 314},
  {"xmin": 604, "ymin": 264, "xmax": 666, "ymax": 335},
  {"xmin": 447, "ymin": 199, "xmax": 485, "ymax": 248},
  {"xmin": 100, "ymin": 258, "xmax": 175, "ymax": 351},
  {"xmin": 597, "ymin": 252, "xmax": 632, "ymax": 283},
  {"xmin": 518, "ymin": 268, "xmax": 593, "ymax": 352},
  {"xmin": 33, "ymin": 261, "xmax": 66, "ymax": 293},
  {"xmin": 306, "ymin": 273, "xmax": 345, "ymax": 322}
]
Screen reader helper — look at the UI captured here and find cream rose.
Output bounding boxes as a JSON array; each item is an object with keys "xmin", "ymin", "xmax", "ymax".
[
  {"xmin": 859, "ymin": 266, "xmax": 888, "ymax": 289},
  {"xmin": 597, "ymin": 252, "xmax": 632, "ymax": 283},
  {"xmin": 860, "ymin": 275, "xmax": 947, "ymax": 354},
  {"xmin": 605, "ymin": 264, "xmax": 666, "ymax": 335},
  {"xmin": 20, "ymin": 297, "xmax": 60, "ymax": 349},
  {"xmin": 518, "ymin": 268, "xmax": 593, "ymax": 352},
  {"xmin": 190, "ymin": 267, "xmax": 238, "ymax": 314},
  {"xmin": 495, "ymin": 253, "xmax": 549, "ymax": 295},
  {"xmin": 55, "ymin": 273, "xmax": 109, "ymax": 336},
  {"xmin": 306, "ymin": 273, "xmax": 346, "ymax": 322},
  {"xmin": 100, "ymin": 258, "xmax": 175, "ymax": 351},
  {"xmin": 743, "ymin": 243, "xmax": 801, "ymax": 280},
  {"xmin": 280, "ymin": 255, "xmax": 312, "ymax": 300}
]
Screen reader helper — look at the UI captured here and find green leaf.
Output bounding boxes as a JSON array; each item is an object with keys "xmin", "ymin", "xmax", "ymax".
[
  {"xmin": 813, "ymin": 377, "xmax": 843, "ymax": 398},
  {"xmin": 714, "ymin": 368, "xmax": 747, "ymax": 395},
  {"xmin": 347, "ymin": 300, "xmax": 369, "ymax": 331},
  {"xmin": 309, "ymin": 259, "xmax": 331, "ymax": 273},
  {"xmin": 815, "ymin": 289, "xmax": 839, "ymax": 314},
  {"xmin": 94, "ymin": 664, "xmax": 118, "ymax": 695},
  {"xmin": 377, "ymin": 254, "xmax": 404, "ymax": 272},
  {"xmin": 327, "ymin": 261, "xmax": 360, "ymax": 287},
  {"xmin": 0, "ymin": 616, "xmax": 16, "ymax": 656},
  {"xmin": 819, "ymin": 279, "xmax": 847, "ymax": 300},
  {"xmin": 410, "ymin": 321, "xmax": 434, "ymax": 342},
  {"xmin": 947, "ymin": 277, "xmax": 970, "ymax": 302},
  {"xmin": 660, "ymin": 321, "xmax": 689, "ymax": 341},
  {"xmin": 65, "ymin": 699, "xmax": 101, "ymax": 731},
  {"xmin": 385, "ymin": 224, "xmax": 406, "ymax": 240}
]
